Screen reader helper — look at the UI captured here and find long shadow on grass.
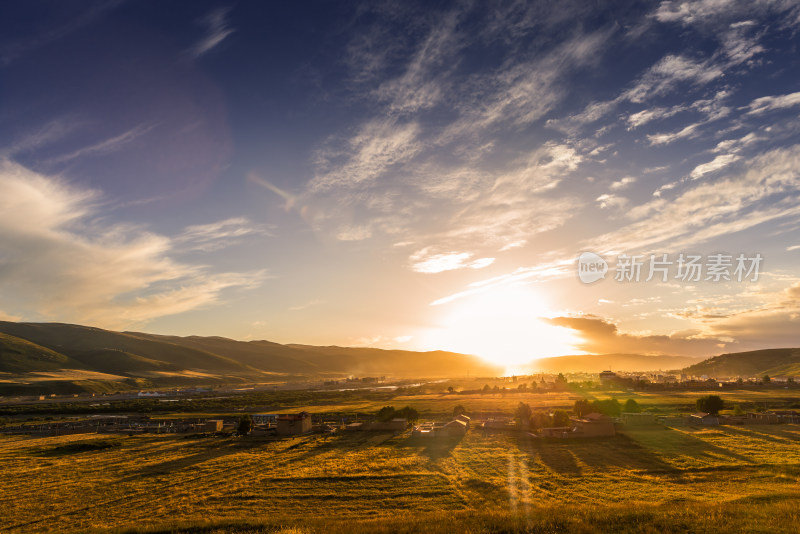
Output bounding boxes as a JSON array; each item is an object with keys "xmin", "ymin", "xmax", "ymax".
[
  {"xmin": 620, "ymin": 427, "xmax": 751, "ymax": 467},
  {"xmin": 513, "ymin": 432, "xmax": 675, "ymax": 475},
  {"xmin": 718, "ymin": 424, "xmax": 800, "ymax": 446},
  {"xmin": 397, "ymin": 434, "xmax": 463, "ymax": 459}
]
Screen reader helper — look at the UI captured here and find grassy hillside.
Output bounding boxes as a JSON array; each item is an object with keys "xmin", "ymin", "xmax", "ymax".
[
  {"xmin": 0, "ymin": 322, "xmax": 252, "ymax": 375},
  {"xmin": 683, "ymin": 348, "xmax": 800, "ymax": 377},
  {"xmin": 286, "ymin": 344, "xmax": 502, "ymax": 377},
  {"xmin": 0, "ymin": 322, "xmax": 502, "ymax": 391},
  {"xmin": 128, "ymin": 333, "xmax": 319, "ymax": 374},
  {"xmin": 530, "ymin": 353, "xmax": 700, "ymax": 373},
  {"xmin": 0, "ymin": 333, "xmax": 87, "ymax": 373}
]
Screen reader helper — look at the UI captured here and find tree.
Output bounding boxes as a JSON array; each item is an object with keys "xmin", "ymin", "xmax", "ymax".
[
  {"xmin": 376, "ymin": 406, "xmax": 396, "ymax": 422},
  {"xmin": 762, "ymin": 374, "xmax": 771, "ymax": 384},
  {"xmin": 530, "ymin": 411, "xmax": 551, "ymax": 430},
  {"xmin": 554, "ymin": 373, "xmax": 569, "ymax": 390},
  {"xmin": 514, "ymin": 402, "xmax": 533, "ymax": 429},
  {"xmin": 482, "ymin": 384, "xmax": 491, "ymax": 393},
  {"xmin": 552, "ymin": 410, "xmax": 571, "ymax": 427},
  {"xmin": 696, "ymin": 395, "xmax": 724, "ymax": 415},
  {"xmin": 592, "ymin": 398, "xmax": 622, "ymax": 417},
  {"xmin": 623, "ymin": 399, "xmax": 642, "ymax": 413},
  {"xmin": 518, "ymin": 382, "xmax": 528, "ymax": 391},
  {"xmin": 452, "ymin": 405, "xmax": 468, "ymax": 418},
  {"xmin": 573, "ymin": 399, "xmax": 593, "ymax": 417},
  {"xmin": 733, "ymin": 404, "xmax": 744, "ymax": 415},
  {"xmin": 395, "ymin": 406, "xmax": 419, "ymax": 424},
  {"xmin": 447, "ymin": 386, "xmax": 455, "ymax": 394},
  {"xmin": 237, "ymin": 414, "xmax": 254, "ymax": 435}
]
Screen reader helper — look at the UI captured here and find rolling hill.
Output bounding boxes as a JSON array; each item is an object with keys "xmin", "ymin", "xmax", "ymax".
[
  {"xmin": 127, "ymin": 333, "xmax": 320, "ymax": 374},
  {"xmin": 0, "ymin": 322, "xmax": 501, "ymax": 393},
  {"xmin": 0, "ymin": 321, "xmax": 253, "ymax": 375},
  {"xmin": 0, "ymin": 333, "xmax": 87, "ymax": 373},
  {"xmin": 682, "ymin": 348, "xmax": 800, "ymax": 378},
  {"xmin": 285, "ymin": 344, "xmax": 501, "ymax": 377},
  {"xmin": 529, "ymin": 353, "xmax": 701, "ymax": 373}
]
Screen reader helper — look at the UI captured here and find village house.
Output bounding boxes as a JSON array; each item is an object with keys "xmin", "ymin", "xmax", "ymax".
[
  {"xmin": 690, "ymin": 412, "xmax": 719, "ymax": 425},
  {"xmin": 456, "ymin": 414, "xmax": 471, "ymax": 428},
  {"xmin": 204, "ymin": 419, "xmax": 224, "ymax": 432},
  {"xmin": 572, "ymin": 413, "xmax": 616, "ymax": 437},
  {"xmin": 540, "ymin": 413, "xmax": 616, "ymax": 438},
  {"xmin": 277, "ymin": 412, "xmax": 312, "ymax": 435},
  {"xmin": 440, "ymin": 419, "xmax": 467, "ymax": 437}
]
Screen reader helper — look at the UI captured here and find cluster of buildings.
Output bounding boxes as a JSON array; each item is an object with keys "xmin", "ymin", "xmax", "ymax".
[
  {"xmin": 412, "ymin": 414, "xmax": 470, "ymax": 438},
  {"xmin": 539, "ymin": 412, "xmax": 616, "ymax": 439}
]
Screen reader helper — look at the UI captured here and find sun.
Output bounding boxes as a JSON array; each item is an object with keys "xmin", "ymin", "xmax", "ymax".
[{"xmin": 423, "ymin": 284, "xmax": 579, "ymax": 374}]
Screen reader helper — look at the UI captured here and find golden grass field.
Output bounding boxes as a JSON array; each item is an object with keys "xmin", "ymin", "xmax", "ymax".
[
  {"xmin": 153, "ymin": 387, "xmax": 796, "ymax": 419},
  {"xmin": 2, "ymin": 420, "xmax": 800, "ymax": 533}
]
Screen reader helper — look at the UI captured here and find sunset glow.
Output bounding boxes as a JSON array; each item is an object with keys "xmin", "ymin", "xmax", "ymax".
[{"xmin": 422, "ymin": 286, "xmax": 581, "ymax": 372}]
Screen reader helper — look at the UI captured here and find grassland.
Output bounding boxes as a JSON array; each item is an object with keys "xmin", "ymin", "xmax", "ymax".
[{"xmin": 2, "ymin": 421, "xmax": 800, "ymax": 533}]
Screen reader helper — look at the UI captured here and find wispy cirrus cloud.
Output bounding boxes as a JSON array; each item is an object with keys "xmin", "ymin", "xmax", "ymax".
[
  {"xmin": 190, "ymin": 7, "xmax": 235, "ymax": 58},
  {"xmin": 591, "ymin": 144, "xmax": 800, "ymax": 254},
  {"xmin": 0, "ymin": 159, "xmax": 266, "ymax": 329},
  {"xmin": 747, "ymin": 91, "xmax": 800, "ymax": 115},
  {"xmin": 47, "ymin": 123, "xmax": 158, "ymax": 164},
  {"xmin": 310, "ymin": 119, "xmax": 422, "ymax": 191},
  {"xmin": 409, "ymin": 248, "xmax": 494, "ymax": 274},
  {"xmin": 303, "ymin": 6, "xmax": 604, "ymax": 269},
  {"xmin": 689, "ymin": 153, "xmax": 741, "ymax": 180},
  {"xmin": 177, "ymin": 217, "xmax": 273, "ymax": 251},
  {"xmin": 0, "ymin": 117, "xmax": 84, "ymax": 159}
]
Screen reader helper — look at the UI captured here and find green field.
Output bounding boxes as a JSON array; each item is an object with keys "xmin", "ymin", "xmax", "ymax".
[{"xmin": 2, "ymin": 421, "xmax": 800, "ymax": 533}]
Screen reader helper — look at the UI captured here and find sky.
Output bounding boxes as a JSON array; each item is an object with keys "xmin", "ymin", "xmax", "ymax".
[{"xmin": 2, "ymin": 0, "xmax": 800, "ymax": 368}]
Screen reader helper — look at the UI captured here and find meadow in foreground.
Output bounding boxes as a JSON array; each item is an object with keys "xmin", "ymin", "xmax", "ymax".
[{"xmin": 2, "ymin": 422, "xmax": 799, "ymax": 533}]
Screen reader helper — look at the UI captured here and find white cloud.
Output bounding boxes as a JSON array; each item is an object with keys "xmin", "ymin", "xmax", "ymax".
[
  {"xmin": 609, "ymin": 176, "xmax": 636, "ymax": 190},
  {"xmin": 0, "ymin": 117, "xmax": 83, "ymax": 158},
  {"xmin": 591, "ymin": 145, "xmax": 800, "ymax": 253},
  {"xmin": 409, "ymin": 248, "xmax": 495, "ymax": 274},
  {"xmin": 190, "ymin": 7, "xmax": 235, "ymax": 58},
  {"xmin": 626, "ymin": 107, "xmax": 682, "ymax": 129},
  {"xmin": 596, "ymin": 194, "xmax": 628, "ymax": 209},
  {"xmin": 623, "ymin": 55, "xmax": 724, "ymax": 104},
  {"xmin": 469, "ymin": 257, "xmax": 496, "ymax": 269},
  {"xmin": 647, "ymin": 123, "xmax": 702, "ymax": 146},
  {"xmin": 178, "ymin": 217, "xmax": 272, "ymax": 251},
  {"xmin": 747, "ymin": 91, "xmax": 800, "ymax": 115},
  {"xmin": 48, "ymin": 123, "xmax": 158, "ymax": 164},
  {"xmin": 689, "ymin": 154, "xmax": 741, "ymax": 180},
  {"xmin": 500, "ymin": 240, "xmax": 526, "ymax": 251},
  {"xmin": 310, "ymin": 119, "xmax": 422, "ymax": 191},
  {"xmin": 0, "ymin": 159, "xmax": 265, "ymax": 329},
  {"xmin": 409, "ymin": 250, "xmax": 471, "ymax": 274},
  {"xmin": 713, "ymin": 132, "xmax": 764, "ymax": 153}
]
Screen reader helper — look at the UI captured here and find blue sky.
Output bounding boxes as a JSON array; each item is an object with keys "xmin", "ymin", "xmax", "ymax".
[{"xmin": 2, "ymin": 1, "xmax": 800, "ymax": 365}]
